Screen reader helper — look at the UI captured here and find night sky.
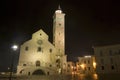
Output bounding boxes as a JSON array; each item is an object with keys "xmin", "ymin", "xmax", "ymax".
[{"xmin": 0, "ymin": 0, "xmax": 120, "ymax": 71}]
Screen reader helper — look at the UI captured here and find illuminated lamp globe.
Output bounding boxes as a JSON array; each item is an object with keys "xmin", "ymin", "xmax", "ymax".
[{"xmin": 12, "ymin": 45, "xmax": 18, "ymax": 51}]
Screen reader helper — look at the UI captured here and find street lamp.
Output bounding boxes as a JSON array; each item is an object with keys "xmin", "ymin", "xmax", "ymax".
[
  {"xmin": 9, "ymin": 45, "xmax": 18, "ymax": 80},
  {"xmin": 11, "ymin": 45, "xmax": 18, "ymax": 51}
]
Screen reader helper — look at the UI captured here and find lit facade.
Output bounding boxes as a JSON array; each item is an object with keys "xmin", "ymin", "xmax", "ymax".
[
  {"xmin": 66, "ymin": 62, "xmax": 75, "ymax": 74},
  {"xmin": 94, "ymin": 44, "xmax": 120, "ymax": 74},
  {"xmin": 76, "ymin": 56, "xmax": 96, "ymax": 74},
  {"xmin": 17, "ymin": 6, "xmax": 67, "ymax": 75}
]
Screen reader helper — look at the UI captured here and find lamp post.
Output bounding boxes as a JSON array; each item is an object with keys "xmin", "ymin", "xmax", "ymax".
[{"xmin": 9, "ymin": 45, "xmax": 18, "ymax": 80}]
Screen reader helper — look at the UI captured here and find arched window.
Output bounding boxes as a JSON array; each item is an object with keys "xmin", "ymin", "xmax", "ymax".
[
  {"xmin": 49, "ymin": 48, "xmax": 52, "ymax": 53},
  {"xmin": 28, "ymin": 72, "xmax": 30, "ymax": 75},
  {"xmin": 36, "ymin": 61, "xmax": 40, "ymax": 67},
  {"xmin": 56, "ymin": 59, "xmax": 60, "ymax": 63},
  {"xmin": 25, "ymin": 46, "xmax": 28, "ymax": 51},
  {"xmin": 37, "ymin": 47, "xmax": 41, "ymax": 52}
]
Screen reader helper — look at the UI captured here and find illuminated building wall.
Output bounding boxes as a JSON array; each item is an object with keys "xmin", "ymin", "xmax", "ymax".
[
  {"xmin": 66, "ymin": 61, "xmax": 75, "ymax": 74},
  {"xmin": 76, "ymin": 56, "xmax": 96, "ymax": 74},
  {"xmin": 94, "ymin": 44, "xmax": 120, "ymax": 74}
]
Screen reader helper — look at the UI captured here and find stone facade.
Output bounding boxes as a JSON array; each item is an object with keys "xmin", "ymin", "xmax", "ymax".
[
  {"xmin": 94, "ymin": 44, "xmax": 120, "ymax": 74},
  {"xmin": 66, "ymin": 61, "xmax": 75, "ymax": 74},
  {"xmin": 17, "ymin": 7, "xmax": 67, "ymax": 75},
  {"xmin": 76, "ymin": 56, "xmax": 96, "ymax": 74}
]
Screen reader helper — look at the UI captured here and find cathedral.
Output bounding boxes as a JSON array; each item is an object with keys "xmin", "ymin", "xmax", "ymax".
[{"xmin": 17, "ymin": 6, "xmax": 67, "ymax": 75}]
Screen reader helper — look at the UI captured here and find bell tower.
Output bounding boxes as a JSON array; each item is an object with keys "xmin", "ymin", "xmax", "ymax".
[{"xmin": 53, "ymin": 6, "xmax": 65, "ymax": 55}]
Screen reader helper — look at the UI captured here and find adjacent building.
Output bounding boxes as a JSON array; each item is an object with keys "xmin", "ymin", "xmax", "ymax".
[
  {"xmin": 76, "ymin": 55, "xmax": 96, "ymax": 74},
  {"xmin": 94, "ymin": 44, "xmax": 120, "ymax": 74},
  {"xmin": 16, "ymin": 5, "xmax": 120, "ymax": 75},
  {"xmin": 66, "ymin": 61, "xmax": 75, "ymax": 74},
  {"xmin": 17, "ymin": 6, "xmax": 67, "ymax": 75}
]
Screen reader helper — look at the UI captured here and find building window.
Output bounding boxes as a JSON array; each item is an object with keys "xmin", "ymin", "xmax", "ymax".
[
  {"xmin": 25, "ymin": 46, "xmax": 28, "ymax": 51},
  {"xmin": 84, "ymin": 60, "xmax": 86, "ymax": 64},
  {"xmin": 40, "ymin": 33, "xmax": 42, "ymax": 36},
  {"xmin": 57, "ymin": 65, "xmax": 59, "ymax": 67},
  {"xmin": 59, "ymin": 23, "xmax": 61, "ymax": 26},
  {"xmin": 49, "ymin": 64, "xmax": 52, "ymax": 67},
  {"xmin": 20, "ymin": 69, "xmax": 24, "ymax": 74},
  {"xmin": 109, "ymin": 50, "xmax": 112, "ymax": 56},
  {"xmin": 49, "ymin": 48, "xmax": 52, "ymax": 53},
  {"xmin": 28, "ymin": 72, "xmax": 30, "ymax": 75},
  {"xmin": 59, "ymin": 41, "xmax": 61, "ymax": 44},
  {"xmin": 36, "ymin": 61, "xmax": 40, "ymax": 66},
  {"xmin": 37, "ymin": 47, "xmax": 41, "ymax": 52},
  {"xmin": 101, "ymin": 66, "xmax": 104, "ymax": 70},
  {"xmin": 84, "ymin": 67, "xmax": 86, "ymax": 70},
  {"xmin": 111, "ymin": 65, "xmax": 115, "ymax": 70},
  {"xmin": 47, "ymin": 72, "xmax": 49, "ymax": 75},
  {"xmin": 115, "ymin": 52, "xmax": 117, "ymax": 55},
  {"xmin": 59, "ymin": 32, "xmax": 61, "ymax": 35},
  {"xmin": 67, "ymin": 70, "xmax": 70, "ymax": 72},
  {"xmin": 88, "ymin": 67, "xmax": 90, "ymax": 71},
  {"xmin": 59, "ymin": 49, "xmax": 61, "ymax": 53},
  {"xmin": 23, "ymin": 64, "xmax": 26, "ymax": 66},
  {"xmin": 110, "ymin": 58, "xmax": 113, "ymax": 64},
  {"xmin": 56, "ymin": 59, "xmax": 60, "ymax": 63},
  {"xmin": 68, "ymin": 64, "xmax": 70, "ymax": 67},
  {"xmin": 100, "ymin": 59, "xmax": 104, "ymax": 64},
  {"xmin": 100, "ymin": 50, "xmax": 103, "ymax": 56},
  {"xmin": 118, "ymin": 50, "xmax": 120, "ymax": 54},
  {"xmin": 88, "ymin": 60, "xmax": 90, "ymax": 64}
]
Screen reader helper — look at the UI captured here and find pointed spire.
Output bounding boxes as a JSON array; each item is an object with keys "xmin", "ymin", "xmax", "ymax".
[
  {"xmin": 58, "ymin": 5, "xmax": 61, "ymax": 10},
  {"xmin": 55, "ymin": 5, "xmax": 62, "ymax": 13}
]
